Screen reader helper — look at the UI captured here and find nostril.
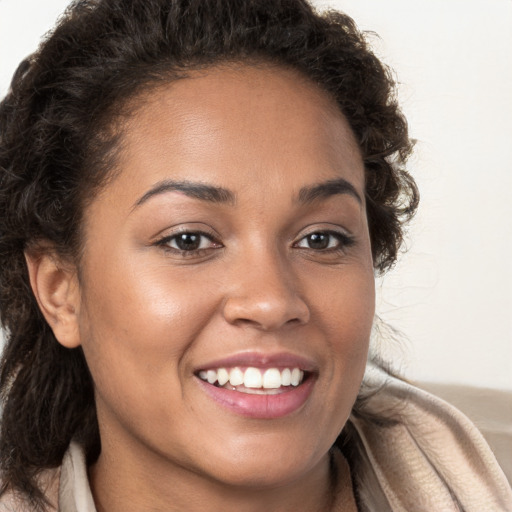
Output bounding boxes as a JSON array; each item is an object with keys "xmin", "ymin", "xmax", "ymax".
[{"xmin": 284, "ymin": 317, "xmax": 304, "ymax": 326}]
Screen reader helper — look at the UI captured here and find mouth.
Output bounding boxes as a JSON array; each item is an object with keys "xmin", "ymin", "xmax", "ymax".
[
  {"xmin": 197, "ymin": 366, "xmax": 308, "ymax": 395},
  {"xmin": 194, "ymin": 354, "xmax": 316, "ymax": 419}
]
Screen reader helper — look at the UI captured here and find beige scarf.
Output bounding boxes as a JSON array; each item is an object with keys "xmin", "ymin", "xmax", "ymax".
[{"xmin": 342, "ymin": 364, "xmax": 512, "ymax": 511}]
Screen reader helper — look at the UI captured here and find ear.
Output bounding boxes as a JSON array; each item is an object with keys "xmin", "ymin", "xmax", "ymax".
[{"xmin": 25, "ymin": 248, "xmax": 81, "ymax": 349}]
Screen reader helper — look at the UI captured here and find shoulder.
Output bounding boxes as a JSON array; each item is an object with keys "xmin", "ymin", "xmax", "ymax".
[{"xmin": 348, "ymin": 365, "xmax": 512, "ymax": 511}]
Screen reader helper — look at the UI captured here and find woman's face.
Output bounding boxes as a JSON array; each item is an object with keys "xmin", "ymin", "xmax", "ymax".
[{"xmin": 75, "ymin": 65, "xmax": 374, "ymax": 490}]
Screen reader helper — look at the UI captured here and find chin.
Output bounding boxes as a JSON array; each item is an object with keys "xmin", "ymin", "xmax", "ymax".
[{"xmin": 193, "ymin": 431, "xmax": 330, "ymax": 490}]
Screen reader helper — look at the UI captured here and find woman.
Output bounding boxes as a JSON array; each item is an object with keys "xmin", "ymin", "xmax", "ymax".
[{"xmin": 0, "ymin": 0, "xmax": 510, "ymax": 510}]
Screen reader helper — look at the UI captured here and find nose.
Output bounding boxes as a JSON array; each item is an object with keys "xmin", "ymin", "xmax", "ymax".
[{"xmin": 222, "ymin": 249, "xmax": 310, "ymax": 331}]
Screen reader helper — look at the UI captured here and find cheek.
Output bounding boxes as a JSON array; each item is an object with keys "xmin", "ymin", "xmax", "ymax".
[
  {"xmin": 75, "ymin": 267, "xmax": 213, "ymax": 443},
  {"xmin": 314, "ymin": 265, "xmax": 375, "ymax": 340},
  {"xmin": 75, "ymin": 256, "xmax": 221, "ymax": 414},
  {"xmin": 313, "ymin": 267, "xmax": 375, "ymax": 390},
  {"xmin": 79, "ymin": 251, "xmax": 216, "ymax": 344}
]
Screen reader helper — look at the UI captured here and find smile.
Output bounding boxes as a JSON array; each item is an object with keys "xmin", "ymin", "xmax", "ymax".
[
  {"xmin": 198, "ymin": 367, "xmax": 306, "ymax": 394},
  {"xmin": 195, "ymin": 355, "xmax": 316, "ymax": 419}
]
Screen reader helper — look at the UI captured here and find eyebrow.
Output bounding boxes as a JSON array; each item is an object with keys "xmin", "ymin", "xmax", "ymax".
[
  {"xmin": 134, "ymin": 179, "xmax": 236, "ymax": 208},
  {"xmin": 297, "ymin": 178, "xmax": 362, "ymax": 205},
  {"xmin": 133, "ymin": 176, "xmax": 362, "ymax": 210}
]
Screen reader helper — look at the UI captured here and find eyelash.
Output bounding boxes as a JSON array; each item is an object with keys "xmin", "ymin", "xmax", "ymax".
[{"xmin": 155, "ymin": 229, "xmax": 355, "ymax": 257}]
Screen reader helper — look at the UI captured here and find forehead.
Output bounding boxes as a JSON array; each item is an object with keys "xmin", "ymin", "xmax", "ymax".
[{"xmin": 106, "ymin": 64, "xmax": 365, "ymax": 205}]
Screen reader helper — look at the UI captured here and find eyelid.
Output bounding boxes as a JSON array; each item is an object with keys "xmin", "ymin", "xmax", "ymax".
[
  {"xmin": 294, "ymin": 223, "xmax": 353, "ymax": 241},
  {"xmin": 153, "ymin": 223, "xmax": 219, "ymax": 241}
]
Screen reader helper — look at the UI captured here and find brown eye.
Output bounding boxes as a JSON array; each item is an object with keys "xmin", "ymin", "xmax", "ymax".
[
  {"xmin": 295, "ymin": 230, "xmax": 355, "ymax": 251},
  {"xmin": 158, "ymin": 231, "xmax": 221, "ymax": 253},
  {"xmin": 305, "ymin": 233, "xmax": 330, "ymax": 250},
  {"xmin": 173, "ymin": 233, "xmax": 202, "ymax": 251},
  {"xmin": 296, "ymin": 231, "xmax": 339, "ymax": 250}
]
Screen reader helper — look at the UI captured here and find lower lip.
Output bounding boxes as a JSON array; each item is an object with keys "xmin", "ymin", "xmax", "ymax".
[{"xmin": 196, "ymin": 376, "xmax": 315, "ymax": 419}]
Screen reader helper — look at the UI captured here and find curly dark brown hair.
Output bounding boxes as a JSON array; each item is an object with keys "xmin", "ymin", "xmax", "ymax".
[{"xmin": 0, "ymin": 0, "xmax": 418, "ymax": 507}]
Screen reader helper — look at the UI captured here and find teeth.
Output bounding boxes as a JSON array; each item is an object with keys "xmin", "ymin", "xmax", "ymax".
[
  {"xmin": 281, "ymin": 368, "xmax": 291, "ymax": 386},
  {"xmin": 229, "ymin": 367, "xmax": 244, "ymax": 386},
  {"xmin": 262, "ymin": 368, "xmax": 282, "ymax": 389},
  {"xmin": 198, "ymin": 366, "xmax": 306, "ymax": 389},
  {"xmin": 244, "ymin": 367, "xmax": 262, "ymax": 388},
  {"xmin": 217, "ymin": 368, "xmax": 229, "ymax": 386},
  {"xmin": 206, "ymin": 370, "xmax": 217, "ymax": 384}
]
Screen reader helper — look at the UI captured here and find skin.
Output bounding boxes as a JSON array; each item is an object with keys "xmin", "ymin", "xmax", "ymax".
[{"xmin": 28, "ymin": 65, "xmax": 375, "ymax": 511}]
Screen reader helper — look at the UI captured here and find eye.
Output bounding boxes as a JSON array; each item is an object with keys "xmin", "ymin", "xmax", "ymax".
[
  {"xmin": 156, "ymin": 230, "xmax": 222, "ymax": 253},
  {"xmin": 294, "ymin": 231, "xmax": 354, "ymax": 251},
  {"xmin": 170, "ymin": 232, "xmax": 208, "ymax": 251}
]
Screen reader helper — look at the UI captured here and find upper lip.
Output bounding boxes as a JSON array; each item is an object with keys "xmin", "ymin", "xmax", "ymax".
[{"xmin": 195, "ymin": 351, "xmax": 318, "ymax": 373}]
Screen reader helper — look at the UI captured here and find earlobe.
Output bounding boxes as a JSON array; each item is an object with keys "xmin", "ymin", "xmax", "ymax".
[{"xmin": 24, "ymin": 249, "xmax": 82, "ymax": 349}]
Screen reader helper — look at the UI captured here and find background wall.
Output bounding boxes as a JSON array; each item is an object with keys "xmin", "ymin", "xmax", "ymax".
[{"xmin": 1, "ymin": 0, "xmax": 511, "ymax": 391}]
